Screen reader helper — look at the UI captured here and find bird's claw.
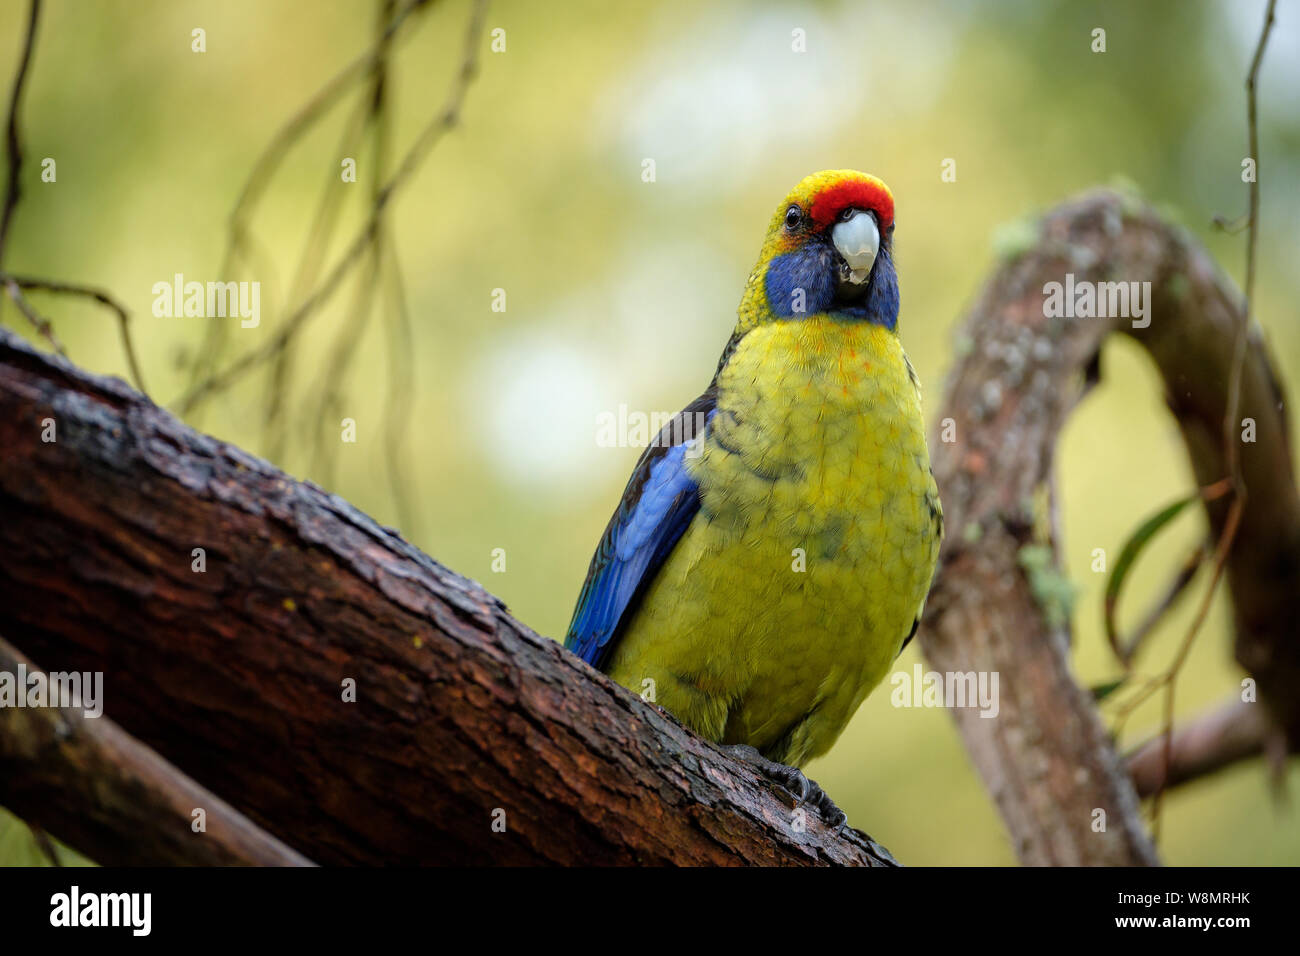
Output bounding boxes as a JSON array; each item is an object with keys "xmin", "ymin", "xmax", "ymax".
[
  {"xmin": 721, "ymin": 744, "xmax": 849, "ymax": 831},
  {"xmin": 811, "ymin": 789, "xmax": 849, "ymax": 833}
]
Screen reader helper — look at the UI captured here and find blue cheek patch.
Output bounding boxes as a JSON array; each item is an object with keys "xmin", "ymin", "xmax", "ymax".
[
  {"xmin": 863, "ymin": 247, "xmax": 900, "ymax": 330},
  {"xmin": 764, "ymin": 245, "xmax": 836, "ymax": 317},
  {"xmin": 764, "ymin": 243, "xmax": 900, "ymax": 329}
]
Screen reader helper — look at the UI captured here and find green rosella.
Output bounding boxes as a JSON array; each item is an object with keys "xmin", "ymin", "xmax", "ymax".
[{"xmin": 565, "ymin": 170, "xmax": 943, "ymax": 826}]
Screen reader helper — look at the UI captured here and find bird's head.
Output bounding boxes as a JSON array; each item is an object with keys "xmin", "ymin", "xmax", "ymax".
[{"xmin": 742, "ymin": 169, "xmax": 899, "ymax": 330}]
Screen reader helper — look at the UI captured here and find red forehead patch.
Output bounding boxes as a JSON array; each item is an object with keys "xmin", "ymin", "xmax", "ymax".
[{"xmin": 808, "ymin": 178, "xmax": 894, "ymax": 231}]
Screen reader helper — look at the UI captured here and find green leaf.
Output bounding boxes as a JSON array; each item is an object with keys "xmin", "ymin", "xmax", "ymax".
[
  {"xmin": 1090, "ymin": 677, "xmax": 1127, "ymax": 702},
  {"xmin": 1103, "ymin": 491, "xmax": 1200, "ymax": 655}
]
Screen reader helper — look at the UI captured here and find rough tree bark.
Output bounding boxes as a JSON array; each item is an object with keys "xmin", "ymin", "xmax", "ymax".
[
  {"xmin": 924, "ymin": 189, "xmax": 1298, "ymax": 865},
  {"xmin": 0, "ymin": 327, "xmax": 896, "ymax": 866}
]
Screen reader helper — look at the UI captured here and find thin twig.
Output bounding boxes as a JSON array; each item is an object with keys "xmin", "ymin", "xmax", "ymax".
[
  {"xmin": 308, "ymin": 204, "xmax": 386, "ymax": 486},
  {"xmin": 175, "ymin": 215, "xmax": 381, "ymax": 415},
  {"xmin": 225, "ymin": 0, "xmax": 431, "ymax": 243},
  {"xmin": 1, "ymin": 273, "xmax": 147, "ymax": 391},
  {"xmin": 0, "ymin": 0, "xmax": 40, "ymax": 265},
  {"xmin": 1150, "ymin": 496, "xmax": 1244, "ymax": 839},
  {"xmin": 1137, "ymin": 0, "xmax": 1276, "ymax": 843},
  {"xmin": 307, "ymin": 2, "xmax": 396, "ymax": 485},
  {"xmin": 311, "ymin": 244, "xmax": 383, "ymax": 486},
  {"xmin": 186, "ymin": 0, "xmax": 436, "ymax": 400},
  {"xmin": 263, "ymin": 78, "xmax": 386, "ymax": 461},
  {"xmin": 174, "ymin": 0, "xmax": 489, "ymax": 417},
  {"xmin": 1110, "ymin": 496, "xmax": 1244, "ymax": 733},
  {"xmin": 1117, "ymin": 544, "xmax": 1205, "ymax": 666},
  {"xmin": 1105, "ymin": 476, "xmax": 1231, "ymax": 668},
  {"xmin": 0, "ymin": 2, "xmax": 148, "ymax": 393},
  {"xmin": 380, "ymin": 237, "xmax": 419, "ymax": 532},
  {"xmin": 1224, "ymin": 0, "xmax": 1275, "ymax": 489},
  {"xmin": 4, "ymin": 278, "xmax": 63, "ymax": 355}
]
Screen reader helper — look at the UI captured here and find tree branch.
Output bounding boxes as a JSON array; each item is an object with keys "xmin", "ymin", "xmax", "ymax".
[
  {"xmin": 1126, "ymin": 698, "xmax": 1272, "ymax": 798},
  {"xmin": 922, "ymin": 189, "xmax": 1298, "ymax": 865},
  {"xmin": 0, "ymin": 636, "xmax": 314, "ymax": 865},
  {"xmin": 0, "ymin": 326, "xmax": 896, "ymax": 866}
]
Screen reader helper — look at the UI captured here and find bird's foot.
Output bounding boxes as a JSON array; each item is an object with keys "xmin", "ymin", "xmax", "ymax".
[{"xmin": 721, "ymin": 744, "xmax": 849, "ymax": 832}]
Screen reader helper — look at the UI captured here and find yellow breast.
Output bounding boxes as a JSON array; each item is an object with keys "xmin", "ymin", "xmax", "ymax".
[{"xmin": 606, "ymin": 316, "xmax": 941, "ymax": 767}]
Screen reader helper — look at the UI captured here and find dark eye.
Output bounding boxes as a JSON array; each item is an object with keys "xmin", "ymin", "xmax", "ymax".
[
  {"xmin": 839, "ymin": 207, "xmax": 857, "ymax": 222},
  {"xmin": 784, "ymin": 205, "xmax": 802, "ymax": 230}
]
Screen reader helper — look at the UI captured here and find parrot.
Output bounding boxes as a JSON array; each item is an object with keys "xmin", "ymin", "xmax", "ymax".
[{"xmin": 564, "ymin": 170, "xmax": 942, "ymax": 828}]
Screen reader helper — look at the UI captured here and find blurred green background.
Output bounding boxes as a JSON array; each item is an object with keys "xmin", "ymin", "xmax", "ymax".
[{"xmin": 0, "ymin": 0, "xmax": 1297, "ymax": 865}]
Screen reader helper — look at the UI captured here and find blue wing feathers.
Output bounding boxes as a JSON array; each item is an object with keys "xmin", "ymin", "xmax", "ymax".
[{"xmin": 564, "ymin": 391, "xmax": 715, "ymax": 669}]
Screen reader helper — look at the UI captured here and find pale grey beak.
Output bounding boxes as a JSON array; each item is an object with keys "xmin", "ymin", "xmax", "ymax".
[{"xmin": 831, "ymin": 210, "xmax": 880, "ymax": 285}]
